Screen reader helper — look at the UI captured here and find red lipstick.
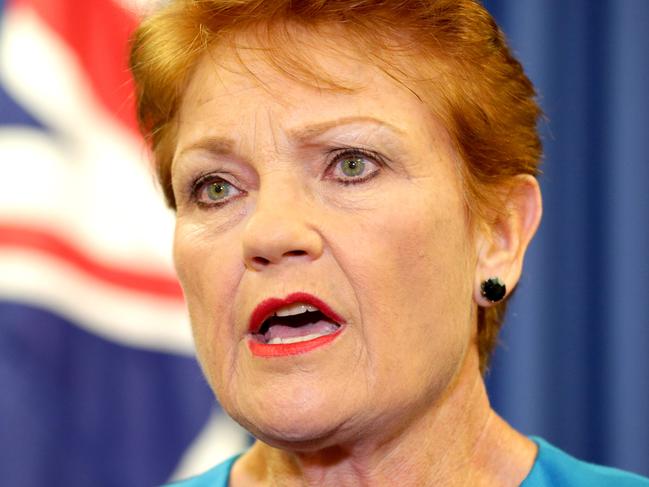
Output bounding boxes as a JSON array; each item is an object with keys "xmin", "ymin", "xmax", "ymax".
[{"xmin": 247, "ymin": 292, "xmax": 345, "ymax": 358}]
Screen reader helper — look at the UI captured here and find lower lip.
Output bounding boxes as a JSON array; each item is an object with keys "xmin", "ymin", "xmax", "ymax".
[{"xmin": 247, "ymin": 327, "xmax": 343, "ymax": 358}]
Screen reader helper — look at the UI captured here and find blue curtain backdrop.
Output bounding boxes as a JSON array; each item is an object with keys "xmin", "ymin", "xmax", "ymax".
[{"xmin": 483, "ymin": 0, "xmax": 649, "ymax": 477}]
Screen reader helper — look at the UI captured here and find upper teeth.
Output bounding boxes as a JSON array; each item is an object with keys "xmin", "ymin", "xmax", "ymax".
[{"xmin": 274, "ymin": 303, "xmax": 318, "ymax": 317}]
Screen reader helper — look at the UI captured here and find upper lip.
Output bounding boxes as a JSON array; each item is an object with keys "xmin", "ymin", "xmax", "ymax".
[{"xmin": 248, "ymin": 292, "xmax": 346, "ymax": 334}]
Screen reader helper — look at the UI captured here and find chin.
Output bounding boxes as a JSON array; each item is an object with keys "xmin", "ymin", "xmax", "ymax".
[
  {"xmin": 252, "ymin": 425, "xmax": 342, "ymax": 452},
  {"xmin": 238, "ymin": 412, "xmax": 346, "ymax": 451},
  {"xmin": 228, "ymin": 389, "xmax": 353, "ymax": 451}
]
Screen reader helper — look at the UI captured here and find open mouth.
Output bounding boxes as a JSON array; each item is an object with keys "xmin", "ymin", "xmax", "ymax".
[
  {"xmin": 252, "ymin": 307, "xmax": 341, "ymax": 345},
  {"xmin": 248, "ymin": 293, "xmax": 345, "ymax": 349}
]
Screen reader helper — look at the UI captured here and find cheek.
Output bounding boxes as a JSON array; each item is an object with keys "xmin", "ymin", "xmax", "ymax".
[
  {"xmin": 332, "ymin": 186, "xmax": 475, "ymax": 388},
  {"xmin": 173, "ymin": 220, "xmax": 242, "ymax": 387},
  {"xmin": 341, "ymin": 185, "xmax": 472, "ymax": 312}
]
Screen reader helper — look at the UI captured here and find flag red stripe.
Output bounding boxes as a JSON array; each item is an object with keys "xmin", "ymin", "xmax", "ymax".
[
  {"xmin": 12, "ymin": 0, "xmax": 140, "ymax": 135},
  {"xmin": 0, "ymin": 223, "xmax": 183, "ymax": 301}
]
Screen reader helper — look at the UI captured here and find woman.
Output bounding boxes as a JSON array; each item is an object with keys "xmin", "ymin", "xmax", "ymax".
[{"xmin": 129, "ymin": 1, "xmax": 649, "ymax": 485}]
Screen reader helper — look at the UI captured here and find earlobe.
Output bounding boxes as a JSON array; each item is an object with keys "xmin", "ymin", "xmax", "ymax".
[{"xmin": 473, "ymin": 175, "xmax": 542, "ymax": 306}]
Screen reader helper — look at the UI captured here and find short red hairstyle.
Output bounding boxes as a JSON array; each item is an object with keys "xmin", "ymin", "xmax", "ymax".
[{"xmin": 129, "ymin": 0, "xmax": 542, "ymax": 373}]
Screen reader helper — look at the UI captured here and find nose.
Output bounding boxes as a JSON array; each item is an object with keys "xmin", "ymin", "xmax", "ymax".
[{"xmin": 242, "ymin": 181, "xmax": 324, "ymax": 270}]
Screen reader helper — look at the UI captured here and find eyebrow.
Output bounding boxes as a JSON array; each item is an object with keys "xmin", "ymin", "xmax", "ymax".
[
  {"xmin": 288, "ymin": 116, "xmax": 406, "ymax": 143},
  {"xmin": 176, "ymin": 116, "xmax": 406, "ymax": 159}
]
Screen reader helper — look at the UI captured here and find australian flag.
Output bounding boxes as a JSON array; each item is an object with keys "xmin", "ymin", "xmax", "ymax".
[{"xmin": 0, "ymin": 0, "xmax": 247, "ymax": 485}]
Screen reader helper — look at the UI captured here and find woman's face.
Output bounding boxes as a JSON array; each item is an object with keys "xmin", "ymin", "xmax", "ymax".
[{"xmin": 171, "ymin": 35, "xmax": 480, "ymax": 448}]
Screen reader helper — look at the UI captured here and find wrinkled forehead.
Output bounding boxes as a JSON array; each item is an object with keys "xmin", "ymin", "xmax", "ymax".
[
  {"xmin": 181, "ymin": 29, "xmax": 358, "ymax": 108},
  {"xmin": 175, "ymin": 22, "xmax": 453, "ymax": 144},
  {"xmin": 178, "ymin": 20, "xmax": 448, "ymax": 112}
]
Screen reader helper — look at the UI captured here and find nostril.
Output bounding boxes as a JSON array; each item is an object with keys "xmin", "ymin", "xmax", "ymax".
[
  {"xmin": 285, "ymin": 250, "xmax": 307, "ymax": 257},
  {"xmin": 253, "ymin": 256, "xmax": 271, "ymax": 266},
  {"xmin": 249, "ymin": 250, "xmax": 309, "ymax": 267}
]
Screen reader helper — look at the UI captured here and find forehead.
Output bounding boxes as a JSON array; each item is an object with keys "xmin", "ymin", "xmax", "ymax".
[{"xmin": 175, "ymin": 27, "xmax": 447, "ymax": 149}]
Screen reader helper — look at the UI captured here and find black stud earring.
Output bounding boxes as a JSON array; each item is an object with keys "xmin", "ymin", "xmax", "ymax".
[{"xmin": 481, "ymin": 277, "xmax": 506, "ymax": 303}]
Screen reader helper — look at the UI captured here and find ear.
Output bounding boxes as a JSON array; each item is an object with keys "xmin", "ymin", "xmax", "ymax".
[{"xmin": 473, "ymin": 175, "xmax": 542, "ymax": 306}]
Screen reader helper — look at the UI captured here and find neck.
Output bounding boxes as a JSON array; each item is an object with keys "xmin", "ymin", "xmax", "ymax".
[{"xmin": 231, "ymin": 349, "xmax": 536, "ymax": 487}]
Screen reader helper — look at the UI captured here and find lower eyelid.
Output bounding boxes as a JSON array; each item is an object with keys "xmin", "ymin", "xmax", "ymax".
[{"xmin": 336, "ymin": 168, "xmax": 381, "ymax": 185}]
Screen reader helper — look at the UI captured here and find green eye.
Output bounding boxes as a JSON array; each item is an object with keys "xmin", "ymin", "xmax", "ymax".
[
  {"xmin": 340, "ymin": 156, "xmax": 366, "ymax": 177},
  {"xmin": 329, "ymin": 149, "xmax": 382, "ymax": 184},
  {"xmin": 206, "ymin": 181, "xmax": 230, "ymax": 201},
  {"xmin": 193, "ymin": 175, "xmax": 242, "ymax": 207}
]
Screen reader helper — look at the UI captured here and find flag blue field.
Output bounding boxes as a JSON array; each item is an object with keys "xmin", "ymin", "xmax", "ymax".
[{"xmin": 0, "ymin": 0, "xmax": 247, "ymax": 484}]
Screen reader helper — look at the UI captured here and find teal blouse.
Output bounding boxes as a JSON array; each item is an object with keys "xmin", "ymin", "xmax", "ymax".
[
  {"xmin": 521, "ymin": 437, "xmax": 649, "ymax": 486},
  {"xmin": 166, "ymin": 437, "xmax": 649, "ymax": 486}
]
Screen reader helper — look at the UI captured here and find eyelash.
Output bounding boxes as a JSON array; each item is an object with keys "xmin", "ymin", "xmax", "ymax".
[
  {"xmin": 190, "ymin": 173, "xmax": 243, "ymax": 209},
  {"xmin": 325, "ymin": 147, "xmax": 383, "ymax": 185},
  {"xmin": 189, "ymin": 147, "xmax": 384, "ymax": 208}
]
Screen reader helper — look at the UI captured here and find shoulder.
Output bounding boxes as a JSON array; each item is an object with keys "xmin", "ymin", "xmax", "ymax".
[
  {"xmin": 522, "ymin": 437, "xmax": 649, "ymax": 487},
  {"xmin": 162, "ymin": 455, "xmax": 241, "ymax": 487}
]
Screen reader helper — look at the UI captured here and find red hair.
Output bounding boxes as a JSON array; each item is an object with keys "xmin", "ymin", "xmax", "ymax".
[{"xmin": 129, "ymin": 0, "xmax": 542, "ymax": 372}]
